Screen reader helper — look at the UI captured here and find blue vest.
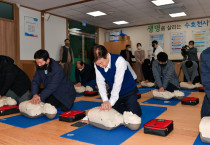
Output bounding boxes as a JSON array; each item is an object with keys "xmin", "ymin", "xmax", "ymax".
[{"xmin": 96, "ymin": 53, "xmax": 136, "ymax": 95}]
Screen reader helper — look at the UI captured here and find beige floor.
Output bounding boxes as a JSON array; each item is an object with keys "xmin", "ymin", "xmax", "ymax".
[{"xmin": 0, "ymin": 86, "xmax": 205, "ymax": 145}]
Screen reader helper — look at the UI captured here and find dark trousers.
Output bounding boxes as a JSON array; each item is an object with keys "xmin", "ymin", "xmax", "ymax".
[
  {"xmin": 156, "ymin": 83, "xmax": 179, "ymax": 92},
  {"xmin": 184, "ymin": 75, "xmax": 200, "ymax": 84},
  {"xmin": 109, "ymin": 87, "xmax": 142, "ymax": 117},
  {"xmin": 83, "ymin": 80, "xmax": 97, "ymax": 91},
  {"xmin": 45, "ymin": 95, "xmax": 69, "ymax": 111},
  {"xmin": 201, "ymin": 95, "xmax": 210, "ymax": 118},
  {"xmin": 64, "ymin": 62, "xmax": 72, "ymax": 79}
]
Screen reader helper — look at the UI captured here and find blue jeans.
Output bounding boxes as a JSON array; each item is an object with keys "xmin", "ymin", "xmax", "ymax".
[{"xmin": 83, "ymin": 80, "xmax": 97, "ymax": 91}]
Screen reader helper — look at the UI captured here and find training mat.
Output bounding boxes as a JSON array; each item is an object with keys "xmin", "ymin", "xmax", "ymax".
[
  {"xmin": 179, "ymin": 88, "xmax": 198, "ymax": 92},
  {"xmin": 193, "ymin": 134, "xmax": 209, "ymax": 145},
  {"xmin": 61, "ymin": 105, "xmax": 167, "ymax": 145},
  {"xmin": 0, "ymin": 101, "xmax": 101, "ymax": 128},
  {"xmin": 71, "ymin": 101, "xmax": 101, "ymax": 111},
  {"xmin": 0, "ymin": 108, "xmax": 62, "ymax": 128},
  {"xmin": 76, "ymin": 93, "xmax": 84, "ymax": 97},
  {"xmin": 142, "ymin": 92, "xmax": 191, "ymax": 106}
]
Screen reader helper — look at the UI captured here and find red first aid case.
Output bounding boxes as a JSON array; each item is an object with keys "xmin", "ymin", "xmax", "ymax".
[
  {"xmin": 181, "ymin": 97, "xmax": 199, "ymax": 105},
  {"xmin": 198, "ymin": 87, "xmax": 204, "ymax": 92},
  {"xmin": 144, "ymin": 119, "xmax": 173, "ymax": 136},
  {"xmin": 59, "ymin": 110, "xmax": 86, "ymax": 122},
  {"xmin": 0, "ymin": 106, "xmax": 19, "ymax": 116},
  {"xmin": 84, "ymin": 91, "xmax": 99, "ymax": 96},
  {"xmin": 137, "ymin": 93, "xmax": 141, "ymax": 99}
]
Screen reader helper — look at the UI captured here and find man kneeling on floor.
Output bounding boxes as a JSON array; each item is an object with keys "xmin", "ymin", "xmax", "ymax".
[
  {"xmin": 152, "ymin": 52, "xmax": 179, "ymax": 92},
  {"xmin": 75, "ymin": 60, "xmax": 97, "ymax": 91},
  {"xmin": 93, "ymin": 45, "xmax": 142, "ymax": 117},
  {"xmin": 182, "ymin": 60, "xmax": 200, "ymax": 84},
  {"xmin": 30, "ymin": 50, "xmax": 76, "ymax": 111}
]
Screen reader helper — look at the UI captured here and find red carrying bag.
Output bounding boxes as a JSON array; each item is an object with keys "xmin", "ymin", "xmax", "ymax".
[
  {"xmin": 59, "ymin": 110, "xmax": 86, "ymax": 122},
  {"xmin": 137, "ymin": 93, "xmax": 141, "ymax": 99},
  {"xmin": 0, "ymin": 106, "xmax": 19, "ymax": 116},
  {"xmin": 181, "ymin": 97, "xmax": 199, "ymax": 105},
  {"xmin": 144, "ymin": 119, "xmax": 173, "ymax": 136},
  {"xmin": 198, "ymin": 87, "xmax": 204, "ymax": 92},
  {"xmin": 84, "ymin": 91, "xmax": 99, "ymax": 97}
]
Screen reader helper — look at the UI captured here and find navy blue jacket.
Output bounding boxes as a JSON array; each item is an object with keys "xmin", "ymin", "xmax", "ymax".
[
  {"xmin": 31, "ymin": 58, "xmax": 76, "ymax": 109},
  {"xmin": 201, "ymin": 47, "xmax": 210, "ymax": 100}
]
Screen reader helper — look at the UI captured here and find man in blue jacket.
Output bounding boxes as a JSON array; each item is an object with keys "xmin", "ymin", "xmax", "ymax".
[
  {"xmin": 30, "ymin": 50, "xmax": 76, "ymax": 111},
  {"xmin": 200, "ymin": 47, "xmax": 210, "ymax": 118},
  {"xmin": 93, "ymin": 45, "xmax": 142, "ymax": 117}
]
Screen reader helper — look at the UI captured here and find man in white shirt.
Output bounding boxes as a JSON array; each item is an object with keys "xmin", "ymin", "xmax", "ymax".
[
  {"xmin": 149, "ymin": 40, "xmax": 163, "ymax": 61},
  {"xmin": 93, "ymin": 45, "xmax": 142, "ymax": 117}
]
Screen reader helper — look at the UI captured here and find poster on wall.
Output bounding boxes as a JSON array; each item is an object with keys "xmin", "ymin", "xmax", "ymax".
[
  {"xmin": 150, "ymin": 34, "xmax": 164, "ymax": 50},
  {"xmin": 193, "ymin": 30, "xmax": 210, "ymax": 52},
  {"xmin": 24, "ymin": 16, "xmax": 38, "ymax": 37},
  {"xmin": 170, "ymin": 32, "xmax": 185, "ymax": 53}
]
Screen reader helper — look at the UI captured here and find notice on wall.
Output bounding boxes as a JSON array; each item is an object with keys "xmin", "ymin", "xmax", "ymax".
[
  {"xmin": 171, "ymin": 32, "xmax": 185, "ymax": 53},
  {"xmin": 193, "ymin": 30, "xmax": 210, "ymax": 52},
  {"xmin": 24, "ymin": 16, "xmax": 38, "ymax": 37},
  {"xmin": 150, "ymin": 34, "xmax": 164, "ymax": 50}
]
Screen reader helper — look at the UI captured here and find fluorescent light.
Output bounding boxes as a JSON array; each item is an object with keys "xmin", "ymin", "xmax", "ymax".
[
  {"xmin": 86, "ymin": 11, "xmax": 106, "ymax": 17},
  {"xmin": 70, "ymin": 28, "xmax": 81, "ymax": 31},
  {"xmin": 169, "ymin": 12, "xmax": 186, "ymax": 17},
  {"xmin": 113, "ymin": 21, "xmax": 129, "ymax": 25},
  {"xmin": 152, "ymin": 0, "xmax": 174, "ymax": 6}
]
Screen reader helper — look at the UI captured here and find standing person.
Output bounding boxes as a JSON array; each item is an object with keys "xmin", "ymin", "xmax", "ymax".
[
  {"xmin": 149, "ymin": 40, "xmax": 163, "ymax": 61},
  {"xmin": 134, "ymin": 43, "xmax": 145, "ymax": 83},
  {"xmin": 120, "ymin": 44, "xmax": 134, "ymax": 65},
  {"xmin": 186, "ymin": 40, "xmax": 198, "ymax": 62},
  {"xmin": 152, "ymin": 52, "xmax": 179, "ymax": 92},
  {"xmin": 93, "ymin": 45, "xmax": 142, "ymax": 117},
  {"xmin": 60, "ymin": 39, "xmax": 74, "ymax": 78},
  {"xmin": 185, "ymin": 40, "xmax": 200, "ymax": 77},
  {"xmin": 0, "ymin": 55, "xmax": 31, "ymax": 104},
  {"xmin": 142, "ymin": 59, "xmax": 154, "ymax": 83},
  {"xmin": 31, "ymin": 50, "xmax": 76, "ymax": 111}
]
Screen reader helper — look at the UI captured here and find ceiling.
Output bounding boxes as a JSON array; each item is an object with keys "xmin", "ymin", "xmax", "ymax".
[{"xmin": 5, "ymin": 0, "xmax": 210, "ymax": 29}]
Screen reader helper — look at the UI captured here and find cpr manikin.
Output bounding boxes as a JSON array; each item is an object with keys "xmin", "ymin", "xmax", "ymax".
[
  {"xmin": 0, "ymin": 96, "xmax": 17, "ymax": 107},
  {"xmin": 199, "ymin": 117, "xmax": 210, "ymax": 143},
  {"xmin": 74, "ymin": 85, "xmax": 93, "ymax": 93},
  {"xmin": 19, "ymin": 101, "xmax": 57, "ymax": 119},
  {"xmin": 153, "ymin": 89, "xmax": 185, "ymax": 100},
  {"xmin": 88, "ymin": 107, "xmax": 141, "ymax": 130},
  {"xmin": 141, "ymin": 81, "xmax": 155, "ymax": 88},
  {"xmin": 180, "ymin": 82, "xmax": 203, "ymax": 89}
]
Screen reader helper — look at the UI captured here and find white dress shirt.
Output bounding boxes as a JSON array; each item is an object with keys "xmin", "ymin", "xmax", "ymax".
[
  {"xmin": 152, "ymin": 45, "xmax": 164, "ymax": 60},
  {"xmin": 94, "ymin": 53, "xmax": 134, "ymax": 106}
]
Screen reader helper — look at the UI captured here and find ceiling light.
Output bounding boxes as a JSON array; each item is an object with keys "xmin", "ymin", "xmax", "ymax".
[
  {"xmin": 113, "ymin": 21, "xmax": 129, "ymax": 25},
  {"xmin": 86, "ymin": 11, "xmax": 106, "ymax": 17},
  {"xmin": 70, "ymin": 28, "xmax": 81, "ymax": 31},
  {"xmin": 169, "ymin": 12, "xmax": 186, "ymax": 17},
  {"xmin": 152, "ymin": 0, "xmax": 174, "ymax": 6}
]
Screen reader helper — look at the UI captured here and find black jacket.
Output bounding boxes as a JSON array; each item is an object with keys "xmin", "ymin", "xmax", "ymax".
[
  {"xmin": 0, "ymin": 56, "xmax": 31, "ymax": 97},
  {"xmin": 142, "ymin": 63, "xmax": 154, "ymax": 82},
  {"xmin": 120, "ymin": 49, "xmax": 134, "ymax": 64},
  {"xmin": 75, "ymin": 63, "xmax": 95, "ymax": 85}
]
